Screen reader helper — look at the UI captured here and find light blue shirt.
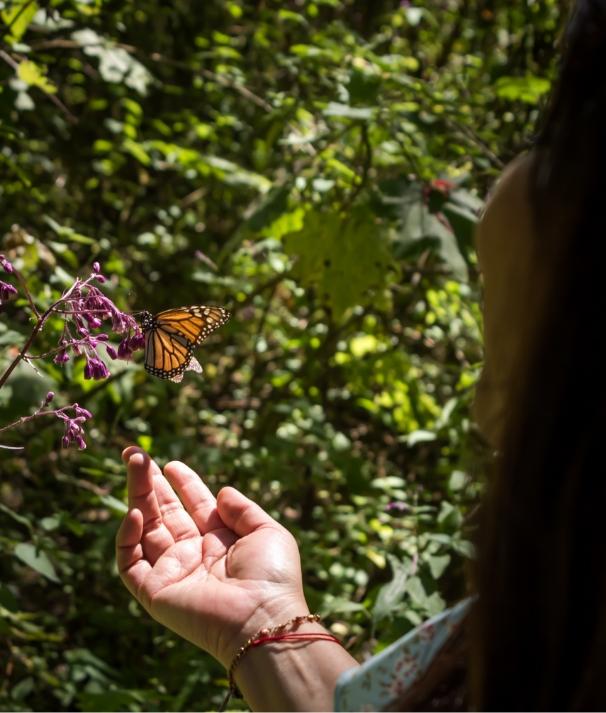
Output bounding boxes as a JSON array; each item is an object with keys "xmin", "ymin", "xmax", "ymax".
[{"xmin": 334, "ymin": 599, "xmax": 471, "ymax": 711}]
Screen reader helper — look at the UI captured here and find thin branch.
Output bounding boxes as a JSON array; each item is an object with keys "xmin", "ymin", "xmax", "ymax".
[
  {"xmin": 12, "ymin": 267, "xmax": 40, "ymax": 318},
  {"xmin": 0, "ymin": 48, "xmax": 77, "ymax": 124},
  {"xmin": 0, "ymin": 408, "xmax": 55, "ymax": 435},
  {"xmin": 0, "ymin": 279, "xmax": 83, "ymax": 390},
  {"xmin": 342, "ymin": 123, "xmax": 373, "ymax": 211}
]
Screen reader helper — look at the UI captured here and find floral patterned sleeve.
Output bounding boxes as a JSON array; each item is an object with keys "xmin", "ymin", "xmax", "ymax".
[{"xmin": 334, "ymin": 599, "xmax": 471, "ymax": 712}]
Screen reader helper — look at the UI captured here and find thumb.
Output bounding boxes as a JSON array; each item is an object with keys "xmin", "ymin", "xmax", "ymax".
[{"xmin": 217, "ymin": 486, "xmax": 278, "ymax": 537}]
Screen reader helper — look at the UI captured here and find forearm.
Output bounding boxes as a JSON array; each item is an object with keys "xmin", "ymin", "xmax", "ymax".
[{"xmin": 234, "ymin": 620, "xmax": 359, "ymax": 712}]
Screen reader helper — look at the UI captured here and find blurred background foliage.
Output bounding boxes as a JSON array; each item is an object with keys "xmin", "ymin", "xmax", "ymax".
[{"xmin": 1, "ymin": 0, "xmax": 564, "ymax": 709}]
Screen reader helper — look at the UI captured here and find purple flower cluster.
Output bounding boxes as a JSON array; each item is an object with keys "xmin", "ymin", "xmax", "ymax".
[
  {"xmin": 57, "ymin": 403, "xmax": 93, "ymax": 450},
  {"xmin": 23, "ymin": 393, "xmax": 93, "ymax": 450},
  {"xmin": 0, "ymin": 253, "xmax": 17, "ymax": 305},
  {"xmin": 51, "ymin": 262, "xmax": 144, "ymax": 380},
  {"xmin": 1, "ymin": 260, "xmax": 145, "ymax": 452},
  {"xmin": 42, "ymin": 393, "xmax": 93, "ymax": 450}
]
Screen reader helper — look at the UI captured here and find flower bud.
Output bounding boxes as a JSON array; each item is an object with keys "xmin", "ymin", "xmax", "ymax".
[
  {"xmin": 0, "ymin": 255, "xmax": 14, "ymax": 273},
  {"xmin": 53, "ymin": 349, "xmax": 70, "ymax": 365},
  {"xmin": 0, "ymin": 280, "xmax": 17, "ymax": 303}
]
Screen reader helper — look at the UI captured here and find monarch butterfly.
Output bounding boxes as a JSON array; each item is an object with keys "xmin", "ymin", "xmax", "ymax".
[{"xmin": 140, "ymin": 305, "xmax": 230, "ymax": 383}]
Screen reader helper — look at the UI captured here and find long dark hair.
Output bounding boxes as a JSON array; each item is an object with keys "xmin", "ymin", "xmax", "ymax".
[{"xmin": 473, "ymin": 0, "xmax": 606, "ymax": 708}]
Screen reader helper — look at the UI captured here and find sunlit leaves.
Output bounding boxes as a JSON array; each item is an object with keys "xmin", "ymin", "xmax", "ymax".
[
  {"xmin": 495, "ymin": 75, "xmax": 551, "ymax": 104},
  {"xmin": 16, "ymin": 60, "xmax": 56, "ymax": 94},
  {"xmin": 284, "ymin": 207, "xmax": 393, "ymax": 318},
  {"xmin": 13, "ymin": 542, "xmax": 60, "ymax": 583},
  {"xmin": 72, "ymin": 29, "xmax": 153, "ymax": 94},
  {"xmin": 1, "ymin": 0, "xmax": 37, "ymax": 44}
]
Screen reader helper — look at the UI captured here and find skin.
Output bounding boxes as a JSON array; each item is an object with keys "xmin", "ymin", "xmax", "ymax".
[{"xmin": 116, "ymin": 447, "xmax": 358, "ymax": 711}]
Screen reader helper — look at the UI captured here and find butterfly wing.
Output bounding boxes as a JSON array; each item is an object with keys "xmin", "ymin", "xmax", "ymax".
[
  {"xmin": 143, "ymin": 305, "xmax": 229, "ymax": 381},
  {"xmin": 144, "ymin": 322, "xmax": 193, "ymax": 381},
  {"xmin": 154, "ymin": 306, "xmax": 230, "ymax": 347}
]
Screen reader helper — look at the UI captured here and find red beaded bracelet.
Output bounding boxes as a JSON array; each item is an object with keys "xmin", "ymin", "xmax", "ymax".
[{"xmin": 219, "ymin": 613, "xmax": 343, "ymax": 711}]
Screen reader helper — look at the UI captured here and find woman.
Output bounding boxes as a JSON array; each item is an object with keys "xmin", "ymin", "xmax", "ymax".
[{"xmin": 116, "ymin": 1, "xmax": 606, "ymax": 708}]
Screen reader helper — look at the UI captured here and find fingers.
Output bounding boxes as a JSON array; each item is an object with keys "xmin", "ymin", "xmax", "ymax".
[
  {"xmin": 151, "ymin": 470, "xmax": 200, "ymax": 541},
  {"xmin": 216, "ymin": 486, "xmax": 278, "ymax": 537},
  {"xmin": 115, "ymin": 508, "xmax": 152, "ymax": 602},
  {"xmin": 123, "ymin": 448, "xmax": 174, "ymax": 563},
  {"xmin": 122, "ymin": 446, "xmax": 162, "ymax": 511},
  {"xmin": 163, "ymin": 461, "xmax": 224, "ymax": 533}
]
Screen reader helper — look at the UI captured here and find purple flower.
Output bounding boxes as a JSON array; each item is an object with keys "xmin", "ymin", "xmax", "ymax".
[
  {"xmin": 45, "ymin": 391, "xmax": 55, "ymax": 405},
  {"xmin": 74, "ymin": 403, "xmax": 93, "ymax": 420},
  {"xmin": 56, "ymin": 404, "xmax": 92, "ymax": 450},
  {"xmin": 0, "ymin": 254, "xmax": 14, "ymax": 274},
  {"xmin": 117, "ymin": 331, "xmax": 145, "ymax": 360},
  {"xmin": 110, "ymin": 308, "xmax": 136, "ymax": 334},
  {"xmin": 386, "ymin": 501, "xmax": 409, "ymax": 513},
  {"xmin": 83, "ymin": 291, "xmax": 113, "ymax": 315},
  {"xmin": 0, "ymin": 280, "xmax": 17, "ymax": 304},
  {"xmin": 91, "ymin": 261, "xmax": 107, "ymax": 283},
  {"xmin": 49, "ymin": 268, "xmax": 142, "ymax": 382},
  {"xmin": 83, "ymin": 312, "xmax": 103, "ymax": 329},
  {"xmin": 53, "ymin": 349, "xmax": 70, "ymax": 364},
  {"xmin": 84, "ymin": 356, "xmax": 110, "ymax": 380}
]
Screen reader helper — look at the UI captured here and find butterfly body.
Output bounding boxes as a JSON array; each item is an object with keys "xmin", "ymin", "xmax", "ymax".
[{"xmin": 141, "ymin": 305, "xmax": 229, "ymax": 382}]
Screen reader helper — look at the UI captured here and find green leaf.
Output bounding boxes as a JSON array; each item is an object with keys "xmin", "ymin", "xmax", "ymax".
[
  {"xmin": 13, "ymin": 543, "xmax": 60, "ymax": 583},
  {"xmin": 17, "ymin": 60, "xmax": 57, "ymax": 95},
  {"xmin": 283, "ymin": 207, "xmax": 392, "ymax": 318},
  {"xmin": 437, "ymin": 501, "xmax": 463, "ymax": 529},
  {"xmin": 400, "ymin": 429, "xmax": 436, "ymax": 446},
  {"xmin": 320, "ymin": 597, "xmax": 367, "ymax": 617},
  {"xmin": 494, "ymin": 75, "xmax": 551, "ymax": 104},
  {"xmin": 396, "ymin": 197, "xmax": 468, "ymax": 281},
  {"xmin": 441, "ymin": 188, "xmax": 484, "ymax": 258},
  {"xmin": 405, "ymin": 575, "xmax": 426, "ymax": 605},
  {"xmin": 72, "ymin": 29, "xmax": 152, "ymax": 95},
  {"xmin": 42, "ymin": 216, "xmax": 95, "ymax": 245},
  {"xmin": 372, "ymin": 554, "xmax": 410, "ymax": 622},
  {"xmin": 122, "ymin": 138, "xmax": 151, "ymax": 166},
  {"xmin": 0, "ymin": 503, "xmax": 33, "ymax": 533},
  {"xmin": 348, "ymin": 68, "xmax": 381, "ymax": 105},
  {"xmin": 448, "ymin": 470, "xmax": 467, "ymax": 491},
  {"xmin": 97, "ymin": 494, "xmax": 128, "ymax": 516},
  {"xmin": 2, "ymin": 0, "xmax": 38, "ymax": 44},
  {"xmin": 426, "ymin": 554, "xmax": 451, "ymax": 580},
  {"xmin": 324, "ymin": 102, "xmax": 375, "ymax": 121},
  {"xmin": 246, "ymin": 185, "xmax": 290, "ymax": 233},
  {"xmin": 452, "ymin": 539, "xmax": 476, "ymax": 559}
]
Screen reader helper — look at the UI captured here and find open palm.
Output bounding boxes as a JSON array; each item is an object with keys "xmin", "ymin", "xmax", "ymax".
[{"xmin": 116, "ymin": 447, "xmax": 309, "ymax": 668}]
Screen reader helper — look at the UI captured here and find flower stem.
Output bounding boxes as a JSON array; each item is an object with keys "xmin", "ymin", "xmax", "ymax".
[{"xmin": 0, "ymin": 280, "xmax": 81, "ymax": 390}]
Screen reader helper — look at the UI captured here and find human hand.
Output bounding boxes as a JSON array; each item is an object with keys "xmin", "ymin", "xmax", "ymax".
[{"xmin": 115, "ymin": 447, "xmax": 310, "ymax": 667}]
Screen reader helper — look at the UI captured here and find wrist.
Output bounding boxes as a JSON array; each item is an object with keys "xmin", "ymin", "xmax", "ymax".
[
  {"xmin": 234, "ymin": 618, "xmax": 358, "ymax": 712},
  {"xmin": 220, "ymin": 591, "xmax": 311, "ymax": 668}
]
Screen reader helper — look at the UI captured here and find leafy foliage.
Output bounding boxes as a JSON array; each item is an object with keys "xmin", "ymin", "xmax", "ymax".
[{"xmin": 1, "ymin": 0, "xmax": 563, "ymax": 710}]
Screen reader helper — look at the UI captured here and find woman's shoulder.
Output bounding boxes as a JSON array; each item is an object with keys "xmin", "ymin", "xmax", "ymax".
[
  {"xmin": 334, "ymin": 599, "xmax": 471, "ymax": 712},
  {"xmin": 475, "ymin": 152, "xmax": 535, "ymax": 262}
]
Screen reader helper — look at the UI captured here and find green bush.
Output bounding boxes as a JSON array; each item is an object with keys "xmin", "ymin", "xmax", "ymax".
[{"xmin": 0, "ymin": 1, "xmax": 562, "ymax": 709}]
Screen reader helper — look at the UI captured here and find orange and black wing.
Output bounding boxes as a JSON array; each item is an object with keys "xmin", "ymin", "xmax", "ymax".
[
  {"xmin": 143, "ymin": 305, "xmax": 229, "ymax": 381},
  {"xmin": 154, "ymin": 306, "xmax": 230, "ymax": 348}
]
